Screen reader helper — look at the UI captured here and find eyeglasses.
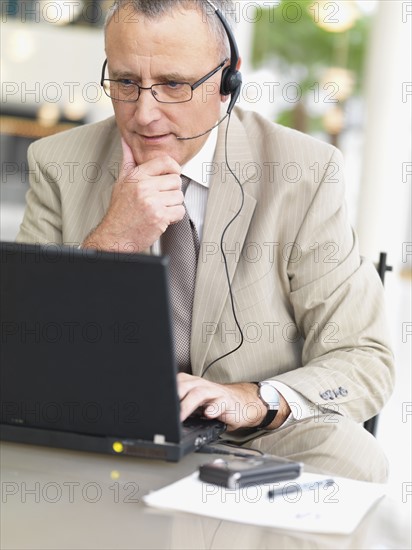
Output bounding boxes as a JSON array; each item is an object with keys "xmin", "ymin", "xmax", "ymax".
[{"xmin": 100, "ymin": 58, "xmax": 228, "ymax": 104}]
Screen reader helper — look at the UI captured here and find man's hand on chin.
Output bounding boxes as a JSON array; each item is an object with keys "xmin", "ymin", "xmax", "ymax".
[
  {"xmin": 177, "ymin": 372, "xmax": 290, "ymax": 431},
  {"xmin": 82, "ymin": 138, "xmax": 185, "ymax": 253}
]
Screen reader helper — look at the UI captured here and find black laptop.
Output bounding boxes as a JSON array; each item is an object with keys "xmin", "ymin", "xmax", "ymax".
[{"xmin": 0, "ymin": 242, "xmax": 225, "ymax": 461}]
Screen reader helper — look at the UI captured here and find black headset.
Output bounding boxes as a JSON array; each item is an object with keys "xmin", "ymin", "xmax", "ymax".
[{"xmin": 205, "ymin": 0, "xmax": 242, "ymax": 115}]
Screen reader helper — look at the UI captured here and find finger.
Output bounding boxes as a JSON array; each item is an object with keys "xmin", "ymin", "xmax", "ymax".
[
  {"xmin": 177, "ymin": 372, "xmax": 192, "ymax": 382},
  {"xmin": 180, "ymin": 385, "xmax": 219, "ymax": 422},
  {"xmin": 202, "ymin": 401, "xmax": 222, "ymax": 419},
  {"xmin": 155, "ymin": 173, "xmax": 184, "ymax": 192},
  {"xmin": 177, "ymin": 372, "xmax": 199, "ymax": 400},
  {"xmin": 140, "ymin": 155, "xmax": 182, "ymax": 178},
  {"xmin": 180, "ymin": 389, "xmax": 205, "ymax": 422},
  {"xmin": 166, "ymin": 205, "xmax": 186, "ymax": 225},
  {"xmin": 160, "ymin": 190, "xmax": 185, "ymax": 207},
  {"xmin": 120, "ymin": 137, "xmax": 137, "ymax": 176}
]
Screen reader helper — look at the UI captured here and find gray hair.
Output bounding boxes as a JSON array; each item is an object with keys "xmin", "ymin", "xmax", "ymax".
[{"xmin": 104, "ymin": 0, "xmax": 236, "ymax": 59}]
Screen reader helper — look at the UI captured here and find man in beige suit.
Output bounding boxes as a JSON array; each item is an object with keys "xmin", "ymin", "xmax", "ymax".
[{"xmin": 17, "ymin": 0, "xmax": 394, "ymax": 481}]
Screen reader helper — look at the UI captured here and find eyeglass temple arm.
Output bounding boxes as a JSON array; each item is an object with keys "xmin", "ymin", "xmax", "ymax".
[{"xmin": 191, "ymin": 59, "xmax": 228, "ymax": 91}]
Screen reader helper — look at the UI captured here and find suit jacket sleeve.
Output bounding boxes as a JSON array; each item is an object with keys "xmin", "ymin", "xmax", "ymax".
[
  {"xmin": 16, "ymin": 117, "xmax": 119, "ymax": 246},
  {"xmin": 271, "ymin": 147, "xmax": 395, "ymax": 423},
  {"xmin": 17, "ymin": 143, "xmax": 63, "ymax": 245}
]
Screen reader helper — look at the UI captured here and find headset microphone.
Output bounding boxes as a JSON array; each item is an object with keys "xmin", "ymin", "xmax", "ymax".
[
  {"xmin": 176, "ymin": 0, "xmax": 242, "ymax": 141},
  {"xmin": 175, "ymin": 114, "xmax": 229, "ymax": 141}
]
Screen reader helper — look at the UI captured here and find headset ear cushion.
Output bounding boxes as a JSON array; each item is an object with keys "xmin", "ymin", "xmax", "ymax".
[{"xmin": 221, "ymin": 67, "xmax": 242, "ymax": 96}]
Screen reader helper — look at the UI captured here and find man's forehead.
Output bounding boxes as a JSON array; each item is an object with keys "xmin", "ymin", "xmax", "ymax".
[
  {"xmin": 108, "ymin": 7, "xmax": 215, "ymax": 43},
  {"xmin": 106, "ymin": 3, "xmax": 208, "ymax": 31},
  {"xmin": 105, "ymin": 5, "xmax": 220, "ymax": 73}
]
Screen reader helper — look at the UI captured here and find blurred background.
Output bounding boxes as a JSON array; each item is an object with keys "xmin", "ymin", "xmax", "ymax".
[{"xmin": 1, "ymin": 0, "xmax": 411, "ymax": 522}]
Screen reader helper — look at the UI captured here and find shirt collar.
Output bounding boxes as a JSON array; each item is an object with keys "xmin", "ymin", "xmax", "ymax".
[{"xmin": 181, "ymin": 125, "xmax": 218, "ymax": 188}]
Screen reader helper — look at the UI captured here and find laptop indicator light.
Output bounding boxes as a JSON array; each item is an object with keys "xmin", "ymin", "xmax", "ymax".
[{"xmin": 112, "ymin": 442, "xmax": 124, "ymax": 453}]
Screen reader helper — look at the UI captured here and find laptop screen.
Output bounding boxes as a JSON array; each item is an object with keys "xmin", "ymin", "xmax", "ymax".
[{"xmin": 0, "ymin": 242, "xmax": 182, "ymax": 443}]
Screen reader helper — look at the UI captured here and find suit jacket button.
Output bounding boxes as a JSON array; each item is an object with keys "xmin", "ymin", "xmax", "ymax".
[{"xmin": 320, "ymin": 390, "xmax": 334, "ymax": 400}]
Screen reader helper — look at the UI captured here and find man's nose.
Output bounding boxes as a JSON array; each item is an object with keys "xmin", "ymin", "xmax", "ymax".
[{"xmin": 133, "ymin": 88, "xmax": 163, "ymax": 126}]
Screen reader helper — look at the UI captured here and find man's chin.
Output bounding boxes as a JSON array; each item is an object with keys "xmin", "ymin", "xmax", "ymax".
[
  {"xmin": 131, "ymin": 141, "xmax": 181, "ymax": 166},
  {"xmin": 128, "ymin": 131, "xmax": 200, "ymax": 167}
]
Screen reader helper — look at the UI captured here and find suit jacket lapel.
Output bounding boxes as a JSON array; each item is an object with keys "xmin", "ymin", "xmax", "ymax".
[{"xmin": 191, "ymin": 113, "xmax": 257, "ymax": 376}]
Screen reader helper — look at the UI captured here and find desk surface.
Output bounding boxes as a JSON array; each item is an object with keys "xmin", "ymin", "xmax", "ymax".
[{"xmin": 1, "ymin": 441, "xmax": 410, "ymax": 550}]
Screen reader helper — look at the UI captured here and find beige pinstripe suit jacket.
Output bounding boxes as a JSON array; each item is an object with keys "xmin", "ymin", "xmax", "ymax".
[{"xmin": 17, "ymin": 107, "xmax": 394, "ymax": 423}]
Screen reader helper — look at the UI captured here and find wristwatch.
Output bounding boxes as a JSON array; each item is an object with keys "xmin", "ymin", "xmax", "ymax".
[{"xmin": 256, "ymin": 381, "xmax": 280, "ymax": 429}]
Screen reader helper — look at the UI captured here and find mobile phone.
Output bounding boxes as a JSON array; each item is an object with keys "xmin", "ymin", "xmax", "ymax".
[{"xmin": 198, "ymin": 455, "xmax": 302, "ymax": 489}]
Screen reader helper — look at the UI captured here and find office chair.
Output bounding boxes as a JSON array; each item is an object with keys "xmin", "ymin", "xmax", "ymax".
[{"xmin": 363, "ymin": 252, "xmax": 393, "ymax": 436}]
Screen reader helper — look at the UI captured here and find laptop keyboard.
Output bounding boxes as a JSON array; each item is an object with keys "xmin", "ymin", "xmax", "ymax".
[{"xmin": 182, "ymin": 416, "xmax": 226, "ymax": 436}]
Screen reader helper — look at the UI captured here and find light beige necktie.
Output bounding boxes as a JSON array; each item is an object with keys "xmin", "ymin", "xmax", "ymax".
[{"xmin": 161, "ymin": 176, "xmax": 199, "ymax": 373}]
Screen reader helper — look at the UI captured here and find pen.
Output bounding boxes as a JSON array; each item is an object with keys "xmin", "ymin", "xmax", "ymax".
[{"xmin": 267, "ymin": 478, "xmax": 335, "ymax": 499}]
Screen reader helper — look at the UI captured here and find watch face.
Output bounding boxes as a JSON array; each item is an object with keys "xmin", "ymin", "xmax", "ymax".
[{"xmin": 260, "ymin": 384, "xmax": 280, "ymax": 409}]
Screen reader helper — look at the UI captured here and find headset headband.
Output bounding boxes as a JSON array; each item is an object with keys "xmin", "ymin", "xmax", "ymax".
[{"xmin": 204, "ymin": 0, "xmax": 242, "ymax": 115}]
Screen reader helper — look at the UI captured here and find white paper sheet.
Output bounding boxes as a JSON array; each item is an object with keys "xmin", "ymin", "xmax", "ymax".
[{"xmin": 143, "ymin": 471, "xmax": 386, "ymax": 534}]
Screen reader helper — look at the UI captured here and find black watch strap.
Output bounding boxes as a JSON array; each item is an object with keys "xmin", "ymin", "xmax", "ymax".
[
  {"xmin": 257, "ymin": 409, "xmax": 277, "ymax": 429},
  {"xmin": 253, "ymin": 382, "xmax": 278, "ymax": 429}
]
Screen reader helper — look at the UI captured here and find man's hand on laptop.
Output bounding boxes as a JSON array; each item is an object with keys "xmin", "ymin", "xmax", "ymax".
[
  {"xmin": 178, "ymin": 373, "xmax": 290, "ymax": 431},
  {"xmin": 82, "ymin": 139, "xmax": 185, "ymax": 253}
]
